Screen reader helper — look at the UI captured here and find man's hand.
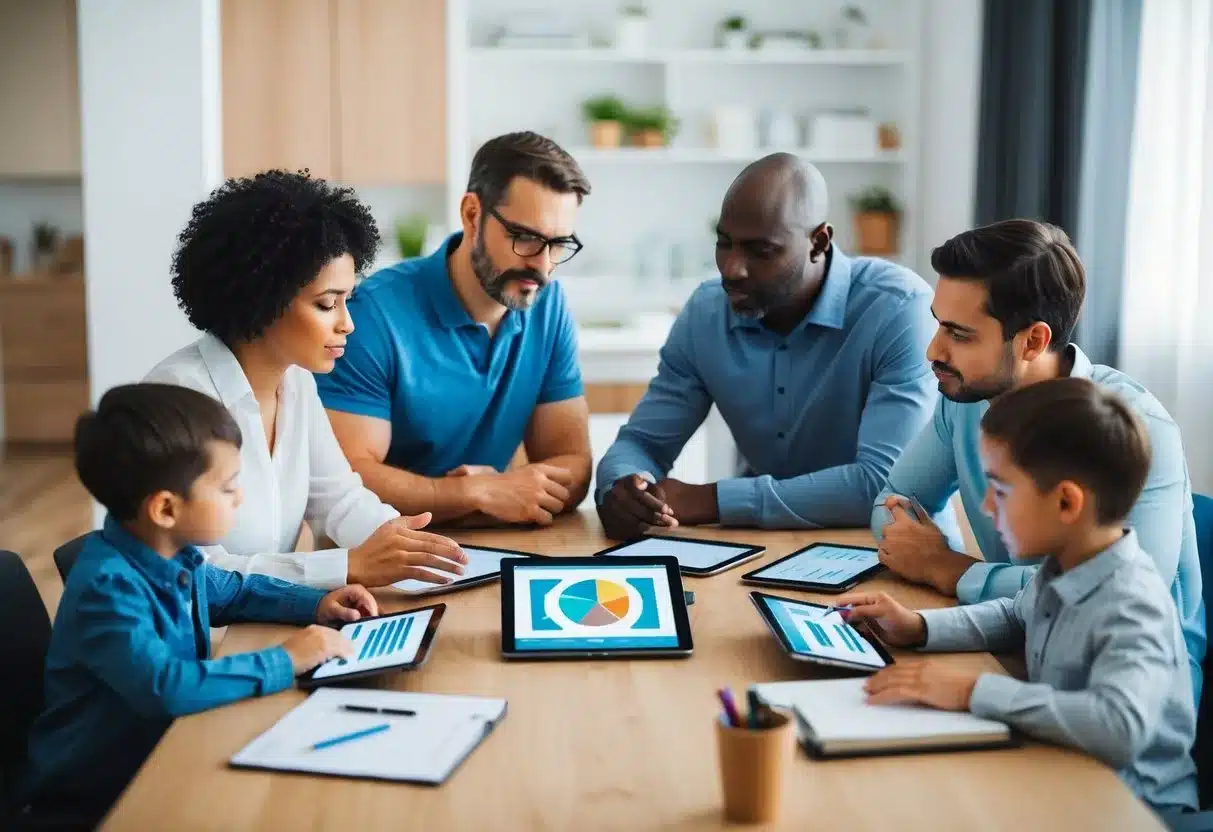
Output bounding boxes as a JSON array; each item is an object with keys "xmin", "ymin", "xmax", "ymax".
[
  {"xmin": 281, "ymin": 625, "xmax": 354, "ymax": 674},
  {"xmin": 316, "ymin": 584, "xmax": 379, "ymax": 625},
  {"xmin": 656, "ymin": 478, "xmax": 719, "ymax": 526},
  {"xmin": 833, "ymin": 591, "xmax": 926, "ymax": 647},
  {"xmin": 465, "ymin": 463, "xmax": 575, "ymax": 526},
  {"xmin": 878, "ymin": 496, "xmax": 977, "ymax": 596},
  {"xmin": 446, "ymin": 464, "xmax": 497, "ymax": 478},
  {"xmin": 348, "ymin": 514, "xmax": 467, "ymax": 587},
  {"xmin": 863, "ymin": 662, "xmax": 982, "ymax": 711},
  {"xmin": 598, "ymin": 474, "xmax": 678, "ymax": 540}
]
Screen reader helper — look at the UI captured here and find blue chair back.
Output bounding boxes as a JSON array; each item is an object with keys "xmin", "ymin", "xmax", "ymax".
[
  {"xmin": 52, "ymin": 534, "xmax": 88, "ymax": 584},
  {"xmin": 0, "ymin": 550, "xmax": 50, "ymax": 805},
  {"xmin": 1193, "ymin": 494, "xmax": 1213, "ymax": 809}
]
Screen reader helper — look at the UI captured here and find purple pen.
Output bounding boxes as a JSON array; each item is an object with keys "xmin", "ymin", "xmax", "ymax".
[{"xmin": 717, "ymin": 687, "xmax": 742, "ymax": 728}]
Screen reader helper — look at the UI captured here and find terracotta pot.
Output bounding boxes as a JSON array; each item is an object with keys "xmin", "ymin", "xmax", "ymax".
[
  {"xmin": 589, "ymin": 120, "xmax": 623, "ymax": 148},
  {"xmin": 854, "ymin": 212, "xmax": 899, "ymax": 255},
  {"xmin": 632, "ymin": 128, "xmax": 665, "ymax": 148}
]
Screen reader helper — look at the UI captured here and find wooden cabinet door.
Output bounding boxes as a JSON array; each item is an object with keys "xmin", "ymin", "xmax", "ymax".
[
  {"xmin": 221, "ymin": 0, "xmax": 335, "ymax": 179},
  {"xmin": 334, "ymin": 0, "xmax": 445, "ymax": 185},
  {"xmin": 0, "ymin": 0, "xmax": 81, "ymax": 176}
]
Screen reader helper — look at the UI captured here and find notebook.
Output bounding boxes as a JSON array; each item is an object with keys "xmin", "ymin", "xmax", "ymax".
[
  {"xmin": 230, "ymin": 687, "xmax": 507, "ymax": 784},
  {"xmin": 752, "ymin": 678, "xmax": 1014, "ymax": 759}
]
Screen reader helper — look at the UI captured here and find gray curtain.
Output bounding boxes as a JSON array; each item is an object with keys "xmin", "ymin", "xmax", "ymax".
[
  {"xmin": 1073, "ymin": 0, "xmax": 1142, "ymax": 367},
  {"xmin": 976, "ymin": 0, "xmax": 1092, "ymax": 230}
]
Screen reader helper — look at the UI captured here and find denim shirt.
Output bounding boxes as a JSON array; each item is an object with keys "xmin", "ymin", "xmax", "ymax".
[{"xmin": 18, "ymin": 516, "xmax": 326, "ymax": 813}]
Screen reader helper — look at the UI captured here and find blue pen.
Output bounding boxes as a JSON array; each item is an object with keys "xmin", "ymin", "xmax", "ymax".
[{"xmin": 312, "ymin": 722, "xmax": 391, "ymax": 751}]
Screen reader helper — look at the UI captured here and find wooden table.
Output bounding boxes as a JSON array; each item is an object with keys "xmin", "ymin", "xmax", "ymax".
[{"xmin": 104, "ymin": 513, "xmax": 1163, "ymax": 831}]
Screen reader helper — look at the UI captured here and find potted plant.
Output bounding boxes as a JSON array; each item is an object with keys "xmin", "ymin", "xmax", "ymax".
[
  {"xmin": 32, "ymin": 222, "xmax": 59, "ymax": 272},
  {"xmin": 395, "ymin": 214, "xmax": 429, "ymax": 260},
  {"xmin": 615, "ymin": 4, "xmax": 649, "ymax": 55},
  {"xmin": 719, "ymin": 14, "xmax": 749, "ymax": 50},
  {"xmin": 583, "ymin": 95, "xmax": 628, "ymax": 148},
  {"xmin": 626, "ymin": 106, "xmax": 678, "ymax": 148},
  {"xmin": 850, "ymin": 186, "xmax": 901, "ymax": 255},
  {"xmin": 833, "ymin": 4, "xmax": 870, "ymax": 48}
]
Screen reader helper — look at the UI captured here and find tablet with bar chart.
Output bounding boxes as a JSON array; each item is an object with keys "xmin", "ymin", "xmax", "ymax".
[
  {"xmin": 741, "ymin": 543, "xmax": 884, "ymax": 593},
  {"xmin": 298, "ymin": 603, "xmax": 446, "ymax": 689},
  {"xmin": 750, "ymin": 591, "xmax": 893, "ymax": 673}
]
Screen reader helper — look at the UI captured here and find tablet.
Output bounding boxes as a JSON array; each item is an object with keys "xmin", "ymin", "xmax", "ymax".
[
  {"xmin": 298, "ymin": 603, "xmax": 445, "ymax": 689},
  {"xmin": 595, "ymin": 535, "xmax": 764, "ymax": 576},
  {"xmin": 750, "ymin": 591, "xmax": 893, "ymax": 673},
  {"xmin": 742, "ymin": 542, "xmax": 884, "ymax": 593},
  {"xmin": 391, "ymin": 544, "xmax": 541, "ymax": 596},
  {"xmin": 500, "ymin": 556, "xmax": 693, "ymax": 659}
]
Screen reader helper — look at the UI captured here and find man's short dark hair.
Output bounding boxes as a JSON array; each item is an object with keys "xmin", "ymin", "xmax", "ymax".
[
  {"xmin": 465, "ymin": 131, "xmax": 590, "ymax": 212},
  {"xmin": 931, "ymin": 219, "xmax": 1085, "ymax": 349},
  {"xmin": 981, "ymin": 377, "xmax": 1150, "ymax": 525},
  {"xmin": 75, "ymin": 384, "xmax": 243, "ymax": 523},
  {"xmin": 171, "ymin": 169, "xmax": 380, "ymax": 345}
]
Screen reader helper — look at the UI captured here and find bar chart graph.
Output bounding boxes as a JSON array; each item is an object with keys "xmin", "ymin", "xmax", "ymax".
[{"xmin": 311, "ymin": 609, "xmax": 433, "ymax": 681}]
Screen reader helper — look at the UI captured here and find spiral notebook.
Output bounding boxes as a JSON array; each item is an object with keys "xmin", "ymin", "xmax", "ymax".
[
  {"xmin": 753, "ymin": 678, "xmax": 1014, "ymax": 759},
  {"xmin": 230, "ymin": 687, "xmax": 507, "ymax": 785}
]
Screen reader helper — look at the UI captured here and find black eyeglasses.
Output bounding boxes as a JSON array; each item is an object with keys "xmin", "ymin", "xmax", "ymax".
[{"xmin": 487, "ymin": 207, "xmax": 583, "ymax": 265}]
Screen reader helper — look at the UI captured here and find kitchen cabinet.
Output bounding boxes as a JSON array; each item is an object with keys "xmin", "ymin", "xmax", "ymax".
[{"xmin": 0, "ymin": 0, "xmax": 81, "ymax": 177}]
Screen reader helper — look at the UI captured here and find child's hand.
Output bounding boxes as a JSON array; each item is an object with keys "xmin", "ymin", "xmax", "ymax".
[
  {"xmin": 833, "ymin": 591, "xmax": 926, "ymax": 647},
  {"xmin": 863, "ymin": 662, "xmax": 982, "ymax": 711},
  {"xmin": 317, "ymin": 585, "xmax": 378, "ymax": 625},
  {"xmin": 282, "ymin": 625, "xmax": 354, "ymax": 674}
]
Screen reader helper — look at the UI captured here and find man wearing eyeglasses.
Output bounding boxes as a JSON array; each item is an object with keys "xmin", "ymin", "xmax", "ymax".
[{"xmin": 317, "ymin": 132, "xmax": 593, "ymax": 528}]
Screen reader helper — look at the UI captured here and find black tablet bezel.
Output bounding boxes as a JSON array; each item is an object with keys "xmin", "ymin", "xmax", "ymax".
[
  {"xmin": 297, "ymin": 602, "xmax": 446, "ymax": 689},
  {"xmin": 500, "ymin": 555, "xmax": 693, "ymax": 660},
  {"xmin": 393, "ymin": 544, "xmax": 547, "ymax": 597},
  {"xmin": 741, "ymin": 542, "xmax": 885, "ymax": 593},
  {"xmin": 594, "ymin": 534, "xmax": 765, "ymax": 576},
  {"xmin": 749, "ymin": 591, "xmax": 894, "ymax": 674}
]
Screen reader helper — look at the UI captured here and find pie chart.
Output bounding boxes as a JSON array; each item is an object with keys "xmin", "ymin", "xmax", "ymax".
[{"xmin": 558, "ymin": 579, "xmax": 631, "ymax": 626}]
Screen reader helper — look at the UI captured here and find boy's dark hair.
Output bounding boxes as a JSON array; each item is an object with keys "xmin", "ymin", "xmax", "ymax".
[
  {"xmin": 171, "ymin": 169, "xmax": 380, "ymax": 345},
  {"xmin": 931, "ymin": 219, "xmax": 1086, "ymax": 350},
  {"xmin": 74, "ymin": 384, "xmax": 243, "ymax": 523},
  {"xmin": 466, "ymin": 131, "xmax": 591, "ymax": 212},
  {"xmin": 981, "ymin": 377, "xmax": 1151, "ymax": 525}
]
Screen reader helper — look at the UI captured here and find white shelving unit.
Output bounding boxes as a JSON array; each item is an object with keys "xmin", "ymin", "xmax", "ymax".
[{"xmin": 446, "ymin": 0, "xmax": 926, "ymax": 312}]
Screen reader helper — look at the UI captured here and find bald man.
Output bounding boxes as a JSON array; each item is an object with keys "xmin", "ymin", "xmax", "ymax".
[{"xmin": 595, "ymin": 154, "xmax": 949, "ymax": 538}]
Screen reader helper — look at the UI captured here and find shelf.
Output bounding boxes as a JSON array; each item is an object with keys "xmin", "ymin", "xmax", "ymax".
[
  {"xmin": 564, "ymin": 147, "xmax": 906, "ymax": 164},
  {"xmin": 468, "ymin": 47, "xmax": 909, "ymax": 66}
]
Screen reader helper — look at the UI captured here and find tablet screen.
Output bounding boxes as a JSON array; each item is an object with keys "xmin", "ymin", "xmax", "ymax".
[
  {"xmin": 748, "ymin": 544, "xmax": 880, "ymax": 586},
  {"xmin": 755, "ymin": 594, "xmax": 887, "ymax": 669},
  {"xmin": 510, "ymin": 562, "xmax": 682, "ymax": 652},
  {"xmin": 599, "ymin": 536, "xmax": 761, "ymax": 573},
  {"xmin": 391, "ymin": 545, "xmax": 527, "ymax": 594},
  {"xmin": 310, "ymin": 608, "xmax": 436, "ymax": 681}
]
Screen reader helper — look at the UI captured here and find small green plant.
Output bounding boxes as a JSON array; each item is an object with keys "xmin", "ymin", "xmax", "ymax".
[
  {"xmin": 722, "ymin": 15, "xmax": 746, "ymax": 31},
  {"xmin": 842, "ymin": 4, "xmax": 869, "ymax": 25},
  {"xmin": 850, "ymin": 186, "xmax": 901, "ymax": 216},
  {"xmin": 582, "ymin": 94, "xmax": 627, "ymax": 123},
  {"xmin": 620, "ymin": 3, "xmax": 647, "ymax": 17},
  {"xmin": 395, "ymin": 214, "xmax": 428, "ymax": 260},
  {"xmin": 625, "ymin": 106, "xmax": 679, "ymax": 139}
]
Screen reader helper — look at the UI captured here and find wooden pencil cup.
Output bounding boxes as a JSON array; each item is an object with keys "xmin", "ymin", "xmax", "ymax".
[{"xmin": 714, "ymin": 709, "xmax": 794, "ymax": 824}]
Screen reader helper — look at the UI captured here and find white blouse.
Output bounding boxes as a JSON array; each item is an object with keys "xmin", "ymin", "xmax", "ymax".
[{"xmin": 145, "ymin": 334, "xmax": 398, "ymax": 589}]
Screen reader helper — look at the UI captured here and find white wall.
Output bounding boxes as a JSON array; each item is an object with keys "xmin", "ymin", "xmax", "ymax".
[
  {"xmin": 918, "ymin": 0, "xmax": 983, "ymax": 281},
  {"xmin": 77, "ymin": 0, "xmax": 221, "ymax": 404}
]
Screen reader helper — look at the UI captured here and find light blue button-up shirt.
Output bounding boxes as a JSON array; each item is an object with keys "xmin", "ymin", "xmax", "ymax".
[
  {"xmin": 596, "ymin": 248, "xmax": 944, "ymax": 528},
  {"xmin": 874, "ymin": 344, "xmax": 1206, "ymax": 702},
  {"xmin": 919, "ymin": 530, "xmax": 1198, "ymax": 813}
]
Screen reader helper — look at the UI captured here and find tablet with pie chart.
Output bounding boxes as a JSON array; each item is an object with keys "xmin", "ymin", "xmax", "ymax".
[{"xmin": 500, "ymin": 556, "xmax": 693, "ymax": 659}]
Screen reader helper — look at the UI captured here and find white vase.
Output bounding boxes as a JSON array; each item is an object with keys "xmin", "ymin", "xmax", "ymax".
[
  {"xmin": 710, "ymin": 107, "xmax": 757, "ymax": 154},
  {"xmin": 721, "ymin": 30, "xmax": 748, "ymax": 50},
  {"xmin": 615, "ymin": 15, "xmax": 648, "ymax": 55}
]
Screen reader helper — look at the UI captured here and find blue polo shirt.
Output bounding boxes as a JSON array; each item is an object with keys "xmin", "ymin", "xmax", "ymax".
[{"xmin": 316, "ymin": 234, "xmax": 584, "ymax": 475}]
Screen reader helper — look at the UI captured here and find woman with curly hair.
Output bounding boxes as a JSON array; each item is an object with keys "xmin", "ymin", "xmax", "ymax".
[{"xmin": 145, "ymin": 170, "xmax": 467, "ymax": 589}]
